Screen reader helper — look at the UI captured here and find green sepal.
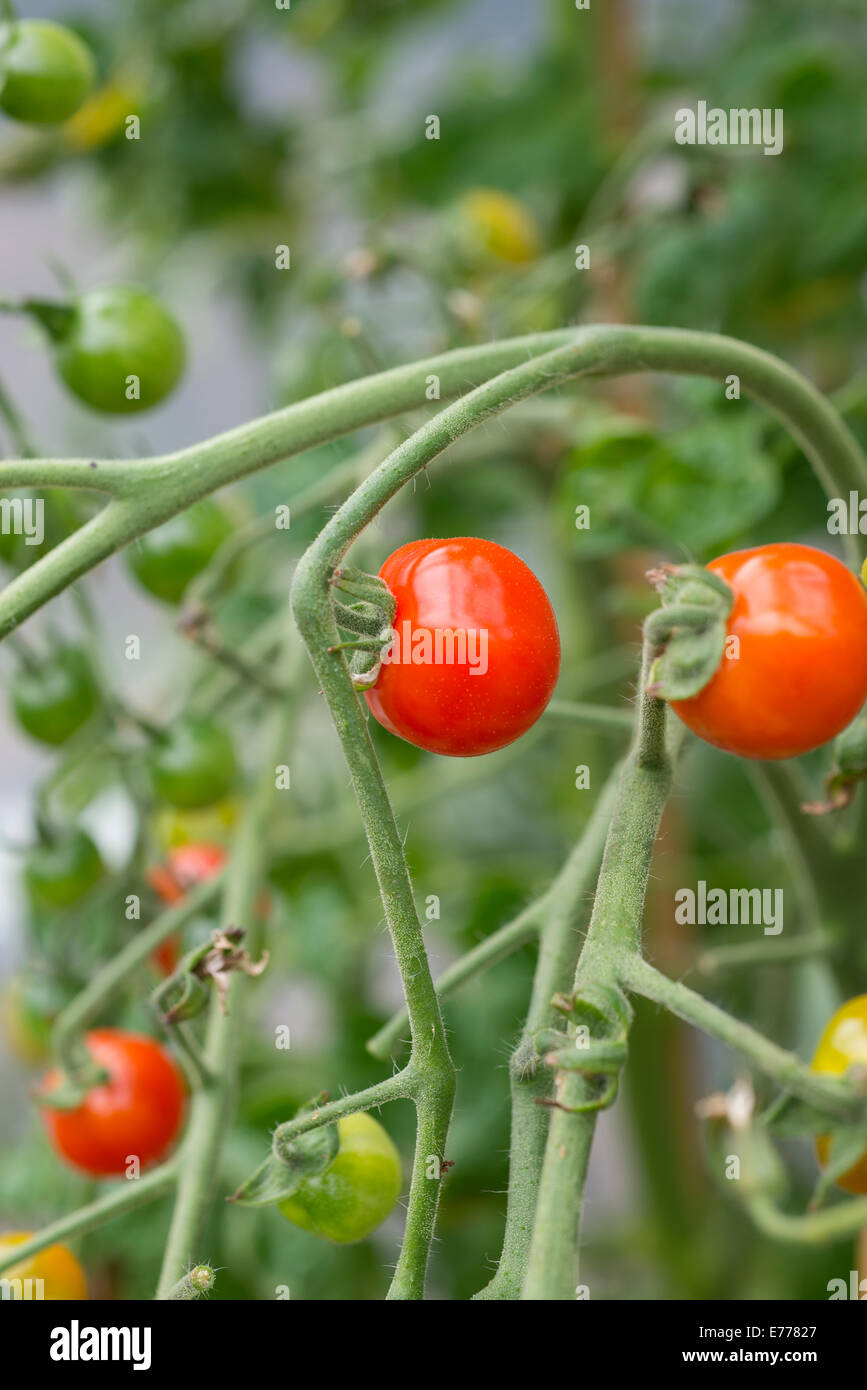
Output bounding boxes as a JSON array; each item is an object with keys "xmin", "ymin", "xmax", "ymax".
[
  {"xmin": 151, "ymin": 966, "xmax": 210, "ymax": 1025},
  {"xmin": 21, "ymin": 297, "xmax": 77, "ymax": 344},
  {"xmin": 644, "ymin": 564, "xmax": 734, "ymax": 702},
  {"xmin": 229, "ymin": 1104, "xmax": 339, "ymax": 1208}
]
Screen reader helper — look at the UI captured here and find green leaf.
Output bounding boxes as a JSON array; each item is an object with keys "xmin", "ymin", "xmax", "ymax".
[{"xmin": 557, "ymin": 416, "xmax": 780, "ymax": 559}]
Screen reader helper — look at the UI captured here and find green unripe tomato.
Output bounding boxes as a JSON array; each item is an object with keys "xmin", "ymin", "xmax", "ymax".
[
  {"xmin": 1, "ymin": 971, "xmax": 71, "ymax": 1064},
  {"xmin": 51, "ymin": 286, "xmax": 186, "ymax": 414},
  {"xmin": 11, "ymin": 647, "xmax": 98, "ymax": 746},
  {"xmin": 278, "ymin": 1112, "xmax": 402, "ymax": 1244},
  {"xmin": 127, "ymin": 500, "xmax": 233, "ymax": 604},
  {"xmin": 149, "ymin": 717, "xmax": 237, "ymax": 810},
  {"xmin": 0, "ymin": 20, "xmax": 95, "ymax": 125},
  {"xmin": 25, "ymin": 828, "xmax": 104, "ymax": 911}
]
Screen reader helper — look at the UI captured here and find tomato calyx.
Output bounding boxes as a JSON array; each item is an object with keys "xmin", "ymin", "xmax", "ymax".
[
  {"xmin": 36, "ymin": 1033, "xmax": 110, "ymax": 1111},
  {"xmin": 151, "ymin": 926, "xmax": 268, "ymax": 1024},
  {"xmin": 230, "ymin": 1092, "xmax": 340, "ymax": 1207},
  {"xmin": 644, "ymin": 563, "xmax": 734, "ymax": 702},
  {"xmin": 328, "ymin": 564, "xmax": 397, "ymax": 690},
  {"xmin": 20, "ymin": 296, "xmax": 78, "ymax": 343},
  {"xmin": 699, "ymin": 1079, "xmax": 788, "ymax": 1200},
  {"xmin": 802, "ymin": 712, "xmax": 867, "ymax": 816}
]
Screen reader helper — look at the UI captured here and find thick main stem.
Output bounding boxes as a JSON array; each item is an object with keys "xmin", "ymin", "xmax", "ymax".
[{"xmin": 523, "ymin": 655, "xmax": 674, "ymax": 1300}]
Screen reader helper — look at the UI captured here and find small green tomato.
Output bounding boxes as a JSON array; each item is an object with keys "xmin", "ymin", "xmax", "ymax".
[{"xmin": 279, "ymin": 1112, "xmax": 402, "ymax": 1244}]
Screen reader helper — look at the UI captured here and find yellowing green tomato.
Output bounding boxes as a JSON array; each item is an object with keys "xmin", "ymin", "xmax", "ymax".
[
  {"xmin": 811, "ymin": 994, "xmax": 867, "ymax": 1194},
  {"xmin": 457, "ymin": 188, "xmax": 541, "ymax": 266},
  {"xmin": 279, "ymin": 1112, "xmax": 402, "ymax": 1244},
  {"xmin": 52, "ymin": 286, "xmax": 186, "ymax": 414},
  {"xmin": 126, "ymin": 500, "xmax": 233, "ymax": 604},
  {"xmin": 0, "ymin": 20, "xmax": 95, "ymax": 125}
]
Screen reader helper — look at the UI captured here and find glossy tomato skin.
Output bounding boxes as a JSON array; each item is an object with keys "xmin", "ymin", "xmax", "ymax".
[
  {"xmin": 811, "ymin": 996, "xmax": 867, "ymax": 1194},
  {"xmin": 40, "ymin": 1029, "xmax": 185, "ymax": 1177},
  {"xmin": 278, "ymin": 1112, "xmax": 401, "ymax": 1243},
  {"xmin": 364, "ymin": 538, "xmax": 560, "ymax": 757},
  {"xmin": 54, "ymin": 286, "xmax": 185, "ymax": 414},
  {"xmin": 671, "ymin": 544, "xmax": 867, "ymax": 760},
  {"xmin": 0, "ymin": 20, "xmax": 95, "ymax": 125},
  {"xmin": 0, "ymin": 1231, "xmax": 87, "ymax": 1299}
]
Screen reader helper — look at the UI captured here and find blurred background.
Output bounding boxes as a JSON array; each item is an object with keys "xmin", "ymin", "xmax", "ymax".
[{"xmin": 1, "ymin": 0, "xmax": 866, "ymax": 1299}]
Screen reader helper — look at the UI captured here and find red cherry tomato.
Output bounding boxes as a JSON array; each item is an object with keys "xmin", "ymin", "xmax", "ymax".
[
  {"xmin": 148, "ymin": 841, "xmax": 226, "ymax": 907},
  {"xmin": 364, "ymin": 537, "xmax": 560, "ymax": 757},
  {"xmin": 670, "ymin": 544, "xmax": 867, "ymax": 760},
  {"xmin": 39, "ymin": 1029, "xmax": 185, "ymax": 1177},
  {"xmin": 147, "ymin": 842, "xmax": 226, "ymax": 975}
]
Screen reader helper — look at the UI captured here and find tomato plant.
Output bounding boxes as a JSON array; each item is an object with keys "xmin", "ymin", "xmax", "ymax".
[
  {"xmin": 278, "ymin": 1112, "xmax": 402, "ymax": 1244},
  {"xmin": 39, "ymin": 1029, "xmax": 186, "ymax": 1177},
  {"xmin": 671, "ymin": 544, "xmax": 867, "ymax": 760},
  {"xmin": 0, "ymin": 1231, "xmax": 87, "ymax": 1298},
  {"xmin": 364, "ymin": 537, "xmax": 560, "ymax": 756},
  {"xmin": 10, "ymin": 645, "xmax": 99, "ymax": 745},
  {"xmin": 0, "ymin": 19, "xmax": 94, "ymax": 125}
]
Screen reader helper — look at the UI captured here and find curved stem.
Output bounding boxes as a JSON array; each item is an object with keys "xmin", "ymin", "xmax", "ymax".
[
  {"xmin": 2, "ymin": 325, "xmax": 864, "ymax": 639},
  {"xmin": 0, "ymin": 1162, "xmax": 177, "ymax": 1278},
  {"xmin": 622, "ymin": 956, "xmax": 862, "ymax": 1120},
  {"xmin": 748, "ymin": 1193, "xmax": 867, "ymax": 1246}
]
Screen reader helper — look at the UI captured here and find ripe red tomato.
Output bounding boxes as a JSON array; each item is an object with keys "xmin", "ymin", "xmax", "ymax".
[
  {"xmin": 39, "ymin": 1029, "xmax": 185, "ymax": 1177},
  {"xmin": 147, "ymin": 842, "xmax": 226, "ymax": 976},
  {"xmin": 670, "ymin": 544, "xmax": 867, "ymax": 760},
  {"xmin": 364, "ymin": 537, "xmax": 560, "ymax": 756},
  {"xmin": 148, "ymin": 841, "xmax": 226, "ymax": 907}
]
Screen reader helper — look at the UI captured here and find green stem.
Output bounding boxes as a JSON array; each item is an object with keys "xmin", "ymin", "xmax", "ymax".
[
  {"xmin": 52, "ymin": 871, "xmax": 224, "ymax": 1073},
  {"xmin": 622, "ymin": 956, "xmax": 862, "ymax": 1120},
  {"xmin": 543, "ymin": 698, "xmax": 634, "ymax": 730},
  {"xmin": 0, "ymin": 1163, "xmax": 177, "ymax": 1277},
  {"xmin": 154, "ymin": 706, "xmax": 290, "ymax": 1299},
  {"xmin": 695, "ymin": 932, "xmax": 833, "ymax": 976},
  {"xmin": 747, "ymin": 1193, "xmax": 867, "ymax": 1246},
  {"xmin": 522, "ymin": 650, "xmax": 674, "ymax": 1301},
  {"xmin": 475, "ymin": 766, "xmax": 621, "ymax": 1300},
  {"xmin": 2, "ymin": 325, "xmax": 865, "ymax": 639},
  {"xmin": 366, "ymin": 905, "xmax": 539, "ymax": 1062}
]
